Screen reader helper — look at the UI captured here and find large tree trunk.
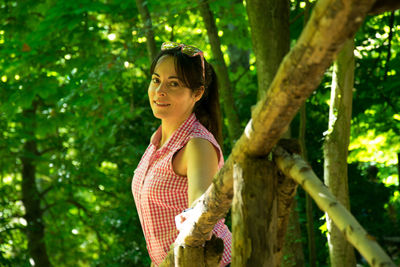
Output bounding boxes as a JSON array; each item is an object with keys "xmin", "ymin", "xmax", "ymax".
[
  {"xmin": 160, "ymin": 0, "xmax": 378, "ymax": 265},
  {"xmin": 231, "ymin": 157, "xmax": 278, "ymax": 266},
  {"xmin": 135, "ymin": 0, "xmax": 157, "ymax": 63},
  {"xmin": 21, "ymin": 107, "xmax": 52, "ymax": 267},
  {"xmin": 245, "ymin": 0, "xmax": 304, "ymax": 264},
  {"xmin": 245, "ymin": 0, "xmax": 290, "ymax": 100},
  {"xmin": 323, "ymin": 39, "xmax": 356, "ymax": 267},
  {"xmin": 197, "ymin": 0, "xmax": 242, "ymax": 144}
]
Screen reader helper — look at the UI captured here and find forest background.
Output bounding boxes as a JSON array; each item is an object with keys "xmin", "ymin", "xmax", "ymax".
[{"xmin": 0, "ymin": 0, "xmax": 399, "ymax": 266}]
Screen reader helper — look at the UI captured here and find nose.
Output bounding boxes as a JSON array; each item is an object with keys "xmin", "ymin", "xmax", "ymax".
[{"xmin": 155, "ymin": 82, "xmax": 167, "ymax": 96}]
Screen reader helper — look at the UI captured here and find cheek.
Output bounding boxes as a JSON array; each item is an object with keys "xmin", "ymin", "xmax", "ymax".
[{"xmin": 148, "ymin": 86, "xmax": 154, "ymax": 99}]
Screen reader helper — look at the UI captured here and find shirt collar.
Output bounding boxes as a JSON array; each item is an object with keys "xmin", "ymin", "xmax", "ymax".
[{"xmin": 151, "ymin": 113, "xmax": 197, "ymax": 151}]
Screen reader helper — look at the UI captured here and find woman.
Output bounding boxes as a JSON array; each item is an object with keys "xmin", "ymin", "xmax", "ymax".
[{"xmin": 132, "ymin": 42, "xmax": 232, "ymax": 266}]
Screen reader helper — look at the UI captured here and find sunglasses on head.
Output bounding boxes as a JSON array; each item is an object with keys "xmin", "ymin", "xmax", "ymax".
[{"xmin": 161, "ymin": 41, "xmax": 205, "ymax": 82}]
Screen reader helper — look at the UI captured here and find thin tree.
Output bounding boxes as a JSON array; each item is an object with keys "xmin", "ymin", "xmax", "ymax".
[
  {"xmin": 135, "ymin": 0, "xmax": 157, "ymax": 63},
  {"xmin": 21, "ymin": 104, "xmax": 52, "ymax": 267},
  {"xmin": 300, "ymin": 1, "xmax": 317, "ymax": 265},
  {"xmin": 323, "ymin": 39, "xmax": 357, "ymax": 267},
  {"xmin": 197, "ymin": 0, "xmax": 242, "ymax": 144}
]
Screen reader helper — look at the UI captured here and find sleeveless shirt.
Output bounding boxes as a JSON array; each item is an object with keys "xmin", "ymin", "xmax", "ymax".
[{"xmin": 131, "ymin": 113, "xmax": 232, "ymax": 266}]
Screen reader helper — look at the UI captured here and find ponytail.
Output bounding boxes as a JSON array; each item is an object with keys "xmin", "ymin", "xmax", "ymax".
[{"xmin": 193, "ymin": 63, "xmax": 222, "ymax": 147}]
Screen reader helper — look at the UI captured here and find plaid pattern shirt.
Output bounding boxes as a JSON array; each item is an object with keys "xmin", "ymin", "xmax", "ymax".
[{"xmin": 132, "ymin": 113, "xmax": 232, "ymax": 266}]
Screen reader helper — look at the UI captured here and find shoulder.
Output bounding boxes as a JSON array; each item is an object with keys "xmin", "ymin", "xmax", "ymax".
[
  {"xmin": 186, "ymin": 138, "xmax": 219, "ymax": 163},
  {"xmin": 186, "ymin": 137, "xmax": 215, "ymax": 152}
]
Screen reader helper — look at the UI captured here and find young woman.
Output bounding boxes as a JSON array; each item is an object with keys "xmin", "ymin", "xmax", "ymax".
[{"xmin": 131, "ymin": 42, "xmax": 232, "ymax": 266}]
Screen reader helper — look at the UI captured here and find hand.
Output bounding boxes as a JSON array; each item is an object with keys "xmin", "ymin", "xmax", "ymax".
[{"xmin": 175, "ymin": 208, "xmax": 212, "ymax": 240}]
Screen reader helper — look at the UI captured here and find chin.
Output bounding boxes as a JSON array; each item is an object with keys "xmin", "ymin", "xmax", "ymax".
[{"xmin": 152, "ymin": 110, "xmax": 168, "ymax": 120}]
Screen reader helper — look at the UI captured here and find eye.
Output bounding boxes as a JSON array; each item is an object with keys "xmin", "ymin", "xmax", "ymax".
[
  {"xmin": 169, "ymin": 81, "xmax": 180, "ymax": 87},
  {"xmin": 151, "ymin": 77, "xmax": 160, "ymax": 83}
]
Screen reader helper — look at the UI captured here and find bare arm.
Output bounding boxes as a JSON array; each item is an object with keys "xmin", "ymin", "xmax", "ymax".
[{"xmin": 185, "ymin": 138, "xmax": 219, "ymax": 206}]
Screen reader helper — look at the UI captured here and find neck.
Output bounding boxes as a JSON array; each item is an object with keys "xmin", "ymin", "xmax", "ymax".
[{"xmin": 159, "ymin": 113, "xmax": 193, "ymax": 148}]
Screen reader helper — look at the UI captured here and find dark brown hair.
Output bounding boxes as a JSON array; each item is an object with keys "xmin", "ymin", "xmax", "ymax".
[{"xmin": 150, "ymin": 47, "xmax": 222, "ymax": 146}]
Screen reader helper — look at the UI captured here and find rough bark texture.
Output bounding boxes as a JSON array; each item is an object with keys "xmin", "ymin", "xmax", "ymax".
[
  {"xmin": 231, "ymin": 157, "xmax": 278, "ymax": 266},
  {"xmin": 160, "ymin": 236, "xmax": 224, "ymax": 267},
  {"xmin": 245, "ymin": 0, "xmax": 290, "ymax": 100},
  {"xmin": 281, "ymin": 199, "xmax": 306, "ymax": 267},
  {"xmin": 160, "ymin": 0, "xmax": 376, "ymax": 265},
  {"xmin": 323, "ymin": 39, "xmax": 356, "ymax": 267},
  {"xmin": 245, "ymin": 0, "xmax": 303, "ymax": 262},
  {"xmin": 275, "ymin": 169, "xmax": 299, "ymax": 265},
  {"xmin": 21, "ymin": 107, "xmax": 52, "ymax": 267},
  {"xmin": 135, "ymin": 0, "xmax": 157, "ymax": 63},
  {"xmin": 274, "ymin": 146, "xmax": 396, "ymax": 267},
  {"xmin": 197, "ymin": 0, "xmax": 242, "ymax": 143}
]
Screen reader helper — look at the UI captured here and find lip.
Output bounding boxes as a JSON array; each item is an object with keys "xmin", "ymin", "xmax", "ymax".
[{"xmin": 153, "ymin": 100, "xmax": 170, "ymax": 107}]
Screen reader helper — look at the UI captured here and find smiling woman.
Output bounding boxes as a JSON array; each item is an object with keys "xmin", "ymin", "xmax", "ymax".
[{"xmin": 131, "ymin": 42, "xmax": 231, "ymax": 266}]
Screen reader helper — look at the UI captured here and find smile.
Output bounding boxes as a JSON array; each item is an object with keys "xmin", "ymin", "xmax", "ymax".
[{"xmin": 154, "ymin": 101, "xmax": 170, "ymax": 107}]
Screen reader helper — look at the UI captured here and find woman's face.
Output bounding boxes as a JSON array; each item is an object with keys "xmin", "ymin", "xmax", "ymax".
[{"xmin": 148, "ymin": 55, "xmax": 203, "ymax": 122}]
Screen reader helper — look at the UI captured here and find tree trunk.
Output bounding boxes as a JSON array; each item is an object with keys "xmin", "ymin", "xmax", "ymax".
[
  {"xmin": 300, "ymin": 2, "xmax": 317, "ymax": 266},
  {"xmin": 197, "ymin": 0, "xmax": 242, "ymax": 144},
  {"xmin": 231, "ymin": 157, "xmax": 278, "ymax": 266},
  {"xmin": 323, "ymin": 39, "xmax": 356, "ymax": 267},
  {"xmin": 245, "ymin": 0, "xmax": 304, "ymax": 263},
  {"xmin": 135, "ymin": 0, "xmax": 157, "ymax": 63},
  {"xmin": 245, "ymin": 0, "xmax": 290, "ymax": 100},
  {"xmin": 397, "ymin": 152, "xmax": 400, "ymax": 191},
  {"xmin": 225, "ymin": 0, "xmax": 250, "ymax": 74},
  {"xmin": 21, "ymin": 107, "xmax": 52, "ymax": 267},
  {"xmin": 280, "ymin": 199, "xmax": 305, "ymax": 267}
]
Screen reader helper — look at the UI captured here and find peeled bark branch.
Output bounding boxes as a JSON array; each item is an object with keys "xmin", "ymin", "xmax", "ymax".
[{"xmin": 273, "ymin": 146, "xmax": 396, "ymax": 267}]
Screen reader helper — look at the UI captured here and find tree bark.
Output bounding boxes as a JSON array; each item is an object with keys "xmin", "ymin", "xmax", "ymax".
[
  {"xmin": 273, "ymin": 146, "xmax": 396, "ymax": 267},
  {"xmin": 245, "ymin": 0, "xmax": 303, "ymax": 262},
  {"xmin": 160, "ymin": 0, "xmax": 376, "ymax": 265},
  {"xmin": 21, "ymin": 107, "xmax": 52, "ymax": 267},
  {"xmin": 231, "ymin": 157, "xmax": 278, "ymax": 266},
  {"xmin": 275, "ymin": 161, "xmax": 299, "ymax": 265},
  {"xmin": 280, "ymin": 199, "xmax": 305, "ymax": 267},
  {"xmin": 245, "ymin": 0, "xmax": 290, "ymax": 100},
  {"xmin": 197, "ymin": 0, "xmax": 242, "ymax": 144},
  {"xmin": 135, "ymin": 0, "xmax": 157, "ymax": 63},
  {"xmin": 323, "ymin": 39, "xmax": 356, "ymax": 267}
]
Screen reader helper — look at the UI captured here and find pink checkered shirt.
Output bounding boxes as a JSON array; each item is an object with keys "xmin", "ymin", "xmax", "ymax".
[{"xmin": 132, "ymin": 113, "xmax": 232, "ymax": 266}]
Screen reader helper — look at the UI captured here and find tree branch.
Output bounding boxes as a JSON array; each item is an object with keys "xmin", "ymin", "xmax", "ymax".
[
  {"xmin": 0, "ymin": 225, "xmax": 26, "ymax": 234},
  {"xmin": 273, "ymin": 146, "xmax": 396, "ymax": 267}
]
